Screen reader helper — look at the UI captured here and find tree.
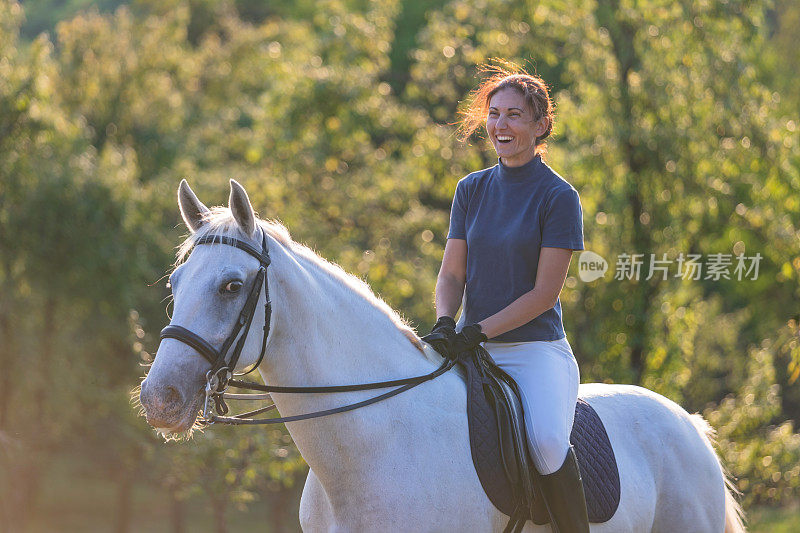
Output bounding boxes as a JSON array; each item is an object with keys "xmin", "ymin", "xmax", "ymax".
[{"xmin": 405, "ymin": 0, "xmax": 799, "ymax": 505}]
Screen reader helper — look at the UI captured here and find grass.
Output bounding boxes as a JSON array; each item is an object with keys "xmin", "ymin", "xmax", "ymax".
[
  {"xmin": 17, "ymin": 454, "xmax": 800, "ymax": 532},
  {"xmin": 29, "ymin": 482, "xmax": 280, "ymax": 533},
  {"xmin": 22, "ymin": 455, "xmax": 296, "ymax": 533},
  {"xmin": 746, "ymin": 501, "xmax": 800, "ymax": 533}
]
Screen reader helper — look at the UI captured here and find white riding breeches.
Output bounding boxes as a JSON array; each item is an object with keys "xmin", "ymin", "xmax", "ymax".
[{"xmin": 482, "ymin": 337, "xmax": 580, "ymax": 475}]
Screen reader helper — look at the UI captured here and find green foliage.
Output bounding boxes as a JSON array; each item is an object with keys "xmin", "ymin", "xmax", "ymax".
[
  {"xmin": 1, "ymin": 0, "xmax": 799, "ymax": 529},
  {"xmin": 706, "ymin": 339, "xmax": 800, "ymax": 506}
]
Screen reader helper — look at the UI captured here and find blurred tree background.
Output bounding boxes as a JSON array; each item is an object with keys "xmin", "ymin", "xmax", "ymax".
[{"xmin": 1, "ymin": 0, "xmax": 798, "ymax": 530}]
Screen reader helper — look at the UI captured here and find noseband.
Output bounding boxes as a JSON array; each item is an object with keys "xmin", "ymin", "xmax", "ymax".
[
  {"xmin": 160, "ymin": 232, "xmax": 272, "ymax": 417},
  {"xmin": 158, "ymin": 229, "xmax": 456, "ymax": 426}
]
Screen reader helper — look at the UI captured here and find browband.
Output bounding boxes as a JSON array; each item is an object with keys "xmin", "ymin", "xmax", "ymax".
[{"xmin": 193, "ymin": 234, "xmax": 271, "ymax": 266}]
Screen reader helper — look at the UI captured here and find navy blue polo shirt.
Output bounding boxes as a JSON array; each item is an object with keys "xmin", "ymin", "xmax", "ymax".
[{"xmin": 448, "ymin": 155, "xmax": 584, "ymax": 342}]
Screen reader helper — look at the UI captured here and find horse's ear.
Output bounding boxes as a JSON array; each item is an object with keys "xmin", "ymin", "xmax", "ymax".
[
  {"xmin": 229, "ymin": 179, "xmax": 256, "ymax": 238},
  {"xmin": 178, "ymin": 179, "xmax": 210, "ymax": 233}
]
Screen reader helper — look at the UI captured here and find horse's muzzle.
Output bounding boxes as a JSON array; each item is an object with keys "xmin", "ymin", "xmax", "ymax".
[{"xmin": 140, "ymin": 379, "xmax": 193, "ymax": 429}]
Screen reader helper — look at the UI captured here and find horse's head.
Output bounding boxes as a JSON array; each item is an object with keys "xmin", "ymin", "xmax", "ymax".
[{"xmin": 139, "ymin": 179, "xmax": 270, "ymax": 436}]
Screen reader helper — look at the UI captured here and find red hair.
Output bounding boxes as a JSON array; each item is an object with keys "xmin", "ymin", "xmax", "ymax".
[{"xmin": 458, "ymin": 61, "xmax": 554, "ymax": 156}]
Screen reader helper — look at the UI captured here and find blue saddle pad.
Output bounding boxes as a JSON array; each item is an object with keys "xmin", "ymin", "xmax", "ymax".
[
  {"xmin": 567, "ymin": 398, "xmax": 621, "ymax": 523},
  {"xmin": 465, "ymin": 355, "xmax": 621, "ymax": 524}
]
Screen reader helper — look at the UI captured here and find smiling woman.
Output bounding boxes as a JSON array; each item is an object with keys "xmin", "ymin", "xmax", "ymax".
[
  {"xmin": 458, "ymin": 63, "xmax": 555, "ymax": 161},
  {"xmin": 485, "ymin": 87, "xmax": 548, "ymax": 166},
  {"xmin": 421, "ymin": 62, "xmax": 590, "ymax": 531}
]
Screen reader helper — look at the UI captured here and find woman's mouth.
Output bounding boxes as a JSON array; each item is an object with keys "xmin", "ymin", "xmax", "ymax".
[{"xmin": 496, "ymin": 135, "xmax": 513, "ymax": 144}]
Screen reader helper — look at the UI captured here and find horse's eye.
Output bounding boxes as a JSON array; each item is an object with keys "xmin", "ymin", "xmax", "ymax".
[{"xmin": 222, "ymin": 281, "xmax": 243, "ymax": 293}]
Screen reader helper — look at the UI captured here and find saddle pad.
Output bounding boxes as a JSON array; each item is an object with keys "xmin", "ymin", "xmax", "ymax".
[
  {"xmin": 465, "ymin": 357, "xmax": 621, "ymax": 523},
  {"xmin": 569, "ymin": 398, "xmax": 621, "ymax": 522}
]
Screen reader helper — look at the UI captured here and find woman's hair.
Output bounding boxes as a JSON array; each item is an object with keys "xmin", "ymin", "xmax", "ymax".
[{"xmin": 458, "ymin": 61, "xmax": 554, "ymax": 155}]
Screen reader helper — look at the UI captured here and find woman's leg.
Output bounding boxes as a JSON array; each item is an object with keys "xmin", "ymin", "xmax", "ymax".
[
  {"xmin": 482, "ymin": 337, "xmax": 580, "ymax": 475},
  {"xmin": 484, "ymin": 337, "xmax": 588, "ymax": 532}
]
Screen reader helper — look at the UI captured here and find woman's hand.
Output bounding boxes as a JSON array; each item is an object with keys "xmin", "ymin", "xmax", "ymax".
[
  {"xmin": 421, "ymin": 319, "xmax": 488, "ymax": 360},
  {"xmin": 449, "ymin": 324, "xmax": 488, "ymax": 358},
  {"xmin": 421, "ymin": 316, "xmax": 457, "ymax": 357}
]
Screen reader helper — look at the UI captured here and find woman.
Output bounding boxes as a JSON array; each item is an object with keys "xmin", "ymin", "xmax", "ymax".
[{"xmin": 422, "ymin": 66, "xmax": 589, "ymax": 532}]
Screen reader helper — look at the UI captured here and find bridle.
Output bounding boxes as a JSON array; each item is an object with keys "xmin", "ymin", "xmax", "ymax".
[
  {"xmin": 158, "ymin": 229, "xmax": 456, "ymax": 426},
  {"xmin": 160, "ymin": 231, "xmax": 273, "ymax": 420}
]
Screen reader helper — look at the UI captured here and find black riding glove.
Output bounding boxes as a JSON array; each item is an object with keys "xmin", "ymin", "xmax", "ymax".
[
  {"xmin": 421, "ymin": 316, "xmax": 457, "ymax": 358},
  {"xmin": 450, "ymin": 324, "xmax": 488, "ymax": 359}
]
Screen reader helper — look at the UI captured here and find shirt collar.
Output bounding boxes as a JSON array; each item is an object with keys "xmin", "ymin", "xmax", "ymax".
[{"xmin": 496, "ymin": 154, "xmax": 543, "ymax": 181}]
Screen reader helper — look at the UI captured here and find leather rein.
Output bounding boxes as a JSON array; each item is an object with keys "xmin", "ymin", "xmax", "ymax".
[{"xmin": 159, "ymin": 231, "xmax": 456, "ymax": 426}]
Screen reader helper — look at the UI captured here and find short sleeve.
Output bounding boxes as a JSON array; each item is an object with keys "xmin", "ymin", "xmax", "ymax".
[
  {"xmin": 447, "ymin": 179, "xmax": 469, "ymax": 239},
  {"xmin": 541, "ymin": 187, "xmax": 584, "ymax": 250}
]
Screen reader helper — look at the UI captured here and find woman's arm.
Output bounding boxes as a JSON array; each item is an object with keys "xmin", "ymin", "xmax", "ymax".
[
  {"xmin": 434, "ymin": 238, "xmax": 467, "ymax": 319},
  {"xmin": 478, "ymin": 247, "xmax": 574, "ymax": 339}
]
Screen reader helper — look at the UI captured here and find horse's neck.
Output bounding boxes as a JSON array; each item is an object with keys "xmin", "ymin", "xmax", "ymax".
[
  {"xmin": 257, "ymin": 240, "xmax": 438, "ymax": 480},
  {"xmin": 264, "ymin": 244, "xmax": 427, "ymax": 381}
]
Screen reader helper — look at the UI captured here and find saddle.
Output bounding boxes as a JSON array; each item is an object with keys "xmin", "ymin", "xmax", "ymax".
[{"xmin": 460, "ymin": 347, "xmax": 621, "ymax": 532}]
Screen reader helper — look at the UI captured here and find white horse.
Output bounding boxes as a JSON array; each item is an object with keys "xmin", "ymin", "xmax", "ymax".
[{"xmin": 140, "ymin": 179, "xmax": 745, "ymax": 533}]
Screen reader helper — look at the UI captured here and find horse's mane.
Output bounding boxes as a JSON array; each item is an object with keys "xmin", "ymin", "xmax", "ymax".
[{"xmin": 175, "ymin": 207, "xmax": 427, "ymax": 355}]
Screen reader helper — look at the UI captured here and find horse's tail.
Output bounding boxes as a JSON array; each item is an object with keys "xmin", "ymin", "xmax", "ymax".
[
  {"xmin": 723, "ymin": 476, "xmax": 746, "ymax": 533},
  {"xmin": 688, "ymin": 414, "xmax": 746, "ymax": 533}
]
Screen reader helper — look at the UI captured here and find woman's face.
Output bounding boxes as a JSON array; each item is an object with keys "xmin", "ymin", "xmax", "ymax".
[{"xmin": 486, "ymin": 87, "xmax": 547, "ymax": 167}]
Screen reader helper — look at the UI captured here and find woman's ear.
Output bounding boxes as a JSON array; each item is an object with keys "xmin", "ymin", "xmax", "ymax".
[{"xmin": 535, "ymin": 116, "xmax": 549, "ymax": 139}]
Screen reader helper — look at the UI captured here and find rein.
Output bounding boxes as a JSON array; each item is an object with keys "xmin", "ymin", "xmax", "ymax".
[
  {"xmin": 210, "ymin": 358, "xmax": 457, "ymax": 425},
  {"xmin": 158, "ymin": 230, "xmax": 456, "ymax": 426}
]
